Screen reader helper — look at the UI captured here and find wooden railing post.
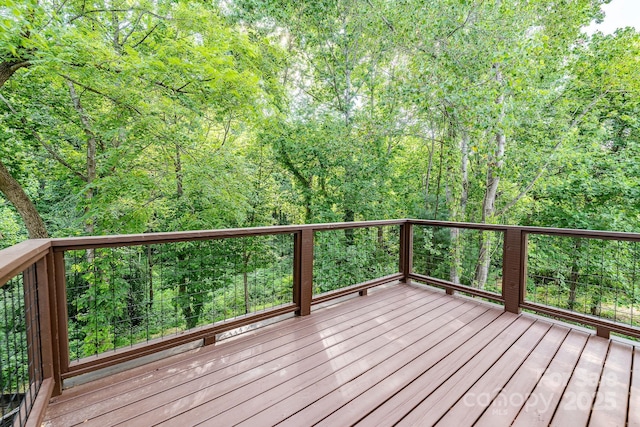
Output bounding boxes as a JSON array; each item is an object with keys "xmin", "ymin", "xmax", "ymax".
[
  {"xmin": 34, "ymin": 257, "xmax": 54, "ymax": 383},
  {"xmin": 45, "ymin": 251, "xmax": 63, "ymax": 397},
  {"xmin": 502, "ymin": 228, "xmax": 527, "ymax": 314},
  {"xmin": 294, "ymin": 229, "xmax": 313, "ymax": 316},
  {"xmin": 52, "ymin": 251, "xmax": 69, "ymax": 393},
  {"xmin": 399, "ymin": 222, "xmax": 413, "ymax": 284}
]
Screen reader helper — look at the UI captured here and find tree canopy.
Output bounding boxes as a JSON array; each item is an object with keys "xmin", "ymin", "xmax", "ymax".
[{"xmin": 0, "ymin": 0, "xmax": 638, "ymax": 243}]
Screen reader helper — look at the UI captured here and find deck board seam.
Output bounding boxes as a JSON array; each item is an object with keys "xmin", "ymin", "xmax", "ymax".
[
  {"xmin": 511, "ymin": 329, "xmax": 591, "ymax": 426},
  {"xmin": 226, "ymin": 302, "xmax": 492, "ymax": 426},
  {"xmin": 433, "ymin": 321, "xmax": 555, "ymax": 426},
  {"xmin": 395, "ymin": 317, "xmax": 539, "ymax": 426},
  {"xmin": 128, "ymin": 294, "xmax": 467, "ymax": 426},
  {"xmin": 353, "ymin": 311, "xmax": 522, "ymax": 426},
  {"xmin": 47, "ymin": 285, "xmax": 425, "ymax": 411},
  {"xmin": 47, "ymin": 288, "xmax": 438, "ymax": 423},
  {"xmin": 275, "ymin": 304, "xmax": 496, "ymax": 427},
  {"xmin": 57, "ymin": 288, "xmax": 452, "ymax": 425}
]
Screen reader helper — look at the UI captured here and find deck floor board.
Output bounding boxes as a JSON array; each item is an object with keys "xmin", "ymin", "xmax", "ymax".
[{"xmin": 42, "ymin": 283, "xmax": 638, "ymax": 427}]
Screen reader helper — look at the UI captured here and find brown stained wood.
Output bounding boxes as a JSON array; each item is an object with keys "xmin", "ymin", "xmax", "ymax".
[
  {"xmin": 434, "ymin": 322, "xmax": 555, "ymax": 427},
  {"xmin": 121, "ymin": 293, "xmax": 460, "ymax": 426},
  {"xmin": 511, "ymin": 329, "xmax": 590, "ymax": 427},
  {"xmin": 280, "ymin": 306, "xmax": 499, "ymax": 427},
  {"xmin": 474, "ymin": 325, "xmax": 571, "ymax": 427},
  {"xmin": 52, "ymin": 250, "xmax": 69, "ymax": 381},
  {"xmin": 550, "ymin": 336, "xmax": 610, "ymax": 427},
  {"xmin": 355, "ymin": 312, "xmax": 525, "ymax": 427},
  {"xmin": 588, "ymin": 341, "xmax": 633, "ymax": 427},
  {"xmin": 64, "ymin": 303, "xmax": 299, "ymax": 378},
  {"xmin": 409, "ymin": 273, "xmax": 504, "ymax": 303},
  {"xmin": 50, "ymin": 220, "xmax": 406, "ymax": 250},
  {"xmin": 294, "ymin": 229, "xmax": 313, "ymax": 316},
  {"xmin": 24, "ymin": 378, "xmax": 54, "ymax": 427},
  {"xmin": 49, "ymin": 287, "xmax": 447, "ymax": 425},
  {"xmin": 629, "ymin": 347, "xmax": 640, "ymax": 427},
  {"xmin": 52, "ymin": 284, "xmax": 413, "ymax": 404},
  {"xmin": 45, "ymin": 250, "xmax": 63, "ymax": 397},
  {"xmin": 45, "ymin": 285, "xmax": 415, "ymax": 418},
  {"xmin": 40, "ymin": 284, "xmax": 638, "ymax": 427},
  {"xmin": 396, "ymin": 320, "xmax": 548, "ymax": 426},
  {"xmin": 311, "ymin": 273, "xmax": 403, "ymax": 305},
  {"xmin": 0, "ymin": 239, "xmax": 50, "ymax": 287},
  {"xmin": 36, "ymin": 257, "xmax": 53, "ymax": 380},
  {"xmin": 410, "ymin": 219, "xmax": 640, "ymax": 242},
  {"xmin": 520, "ymin": 302, "xmax": 640, "ymax": 340},
  {"xmin": 235, "ymin": 302, "xmax": 490, "ymax": 427},
  {"xmin": 399, "ymin": 222, "xmax": 413, "ymax": 281},
  {"xmin": 45, "ymin": 285, "xmax": 424, "ymax": 421},
  {"xmin": 502, "ymin": 227, "xmax": 525, "ymax": 314}
]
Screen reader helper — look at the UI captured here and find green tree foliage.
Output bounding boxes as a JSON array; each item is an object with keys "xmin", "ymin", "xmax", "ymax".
[{"xmin": 1, "ymin": 0, "xmax": 640, "ymax": 364}]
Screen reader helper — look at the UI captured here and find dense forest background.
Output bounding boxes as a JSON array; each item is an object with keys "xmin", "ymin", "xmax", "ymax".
[{"xmin": 1, "ymin": 0, "xmax": 639, "ymax": 246}]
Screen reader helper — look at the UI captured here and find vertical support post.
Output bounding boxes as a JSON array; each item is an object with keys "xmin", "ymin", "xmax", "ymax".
[
  {"xmin": 46, "ymin": 251, "xmax": 63, "ymax": 396},
  {"xmin": 596, "ymin": 326, "xmax": 611, "ymax": 339},
  {"xmin": 35, "ymin": 257, "xmax": 54, "ymax": 382},
  {"xmin": 52, "ymin": 250, "xmax": 69, "ymax": 392},
  {"xmin": 502, "ymin": 228, "xmax": 527, "ymax": 314},
  {"xmin": 294, "ymin": 229, "xmax": 313, "ymax": 316},
  {"xmin": 399, "ymin": 222, "xmax": 413, "ymax": 284}
]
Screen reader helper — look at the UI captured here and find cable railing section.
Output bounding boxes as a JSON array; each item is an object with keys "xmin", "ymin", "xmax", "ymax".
[
  {"xmin": 64, "ymin": 234, "xmax": 295, "ymax": 363},
  {"xmin": 0, "ymin": 241, "xmax": 54, "ymax": 427},
  {"xmin": 410, "ymin": 224, "xmax": 505, "ymax": 301},
  {"xmin": 523, "ymin": 230, "xmax": 640, "ymax": 339},
  {"xmin": 312, "ymin": 225, "xmax": 401, "ymax": 299}
]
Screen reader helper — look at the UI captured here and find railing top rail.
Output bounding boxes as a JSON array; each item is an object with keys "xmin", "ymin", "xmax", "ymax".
[
  {"xmin": 408, "ymin": 219, "xmax": 510, "ymax": 231},
  {"xmin": 0, "ymin": 239, "xmax": 51, "ymax": 287},
  {"xmin": 408, "ymin": 219, "xmax": 640, "ymax": 241},
  {"xmin": 2, "ymin": 219, "xmax": 637, "ymax": 262},
  {"xmin": 49, "ymin": 219, "xmax": 408, "ymax": 250},
  {"xmin": 518, "ymin": 226, "xmax": 640, "ymax": 241}
]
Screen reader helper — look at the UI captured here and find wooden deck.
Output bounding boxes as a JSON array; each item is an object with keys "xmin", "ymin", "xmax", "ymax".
[{"xmin": 42, "ymin": 283, "xmax": 639, "ymax": 427}]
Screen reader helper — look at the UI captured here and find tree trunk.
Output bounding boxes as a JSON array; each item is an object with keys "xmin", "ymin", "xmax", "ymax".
[
  {"xmin": 67, "ymin": 80, "xmax": 97, "ymax": 233},
  {"xmin": 424, "ymin": 128, "xmax": 436, "ymax": 213},
  {"xmin": 175, "ymin": 144, "xmax": 183, "ymax": 198},
  {"xmin": 0, "ymin": 160, "xmax": 48, "ymax": 238},
  {"xmin": 447, "ymin": 133, "xmax": 470, "ymax": 284},
  {"xmin": 433, "ymin": 137, "xmax": 445, "ymax": 219},
  {"xmin": 344, "ymin": 208, "xmax": 355, "ymax": 245},
  {"xmin": 475, "ymin": 66, "xmax": 506, "ymax": 289},
  {"xmin": 568, "ymin": 239, "xmax": 582, "ymax": 310},
  {"xmin": 0, "ymin": 60, "xmax": 47, "ymax": 239},
  {"xmin": 243, "ymin": 250, "xmax": 251, "ymax": 315},
  {"xmin": 0, "ymin": 60, "xmax": 30, "ymax": 88}
]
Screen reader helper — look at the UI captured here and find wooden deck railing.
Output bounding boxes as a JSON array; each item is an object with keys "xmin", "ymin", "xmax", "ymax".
[{"xmin": 1, "ymin": 219, "xmax": 639, "ymax": 425}]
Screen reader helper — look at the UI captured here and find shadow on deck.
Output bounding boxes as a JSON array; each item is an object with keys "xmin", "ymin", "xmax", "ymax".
[{"xmin": 42, "ymin": 283, "xmax": 639, "ymax": 427}]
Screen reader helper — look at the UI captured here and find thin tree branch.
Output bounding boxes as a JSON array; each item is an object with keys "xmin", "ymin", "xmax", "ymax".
[
  {"xmin": 445, "ymin": 0, "xmax": 483, "ymax": 39},
  {"xmin": 366, "ymin": 0, "xmax": 394, "ymax": 32},
  {"xmin": 59, "ymin": 74, "xmax": 142, "ymax": 115},
  {"xmin": 120, "ymin": 12, "xmax": 145, "ymax": 47},
  {"xmin": 131, "ymin": 23, "xmax": 160, "ymax": 48}
]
